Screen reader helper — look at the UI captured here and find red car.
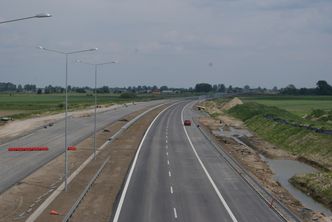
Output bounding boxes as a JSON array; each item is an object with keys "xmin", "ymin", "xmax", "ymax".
[{"xmin": 184, "ymin": 120, "xmax": 192, "ymax": 126}]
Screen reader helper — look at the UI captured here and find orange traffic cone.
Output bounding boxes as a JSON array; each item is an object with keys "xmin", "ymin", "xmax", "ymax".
[{"xmin": 50, "ymin": 209, "xmax": 60, "ymax": 215}]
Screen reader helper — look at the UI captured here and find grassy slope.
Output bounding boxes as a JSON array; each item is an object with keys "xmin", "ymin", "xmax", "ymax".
[
  {"xmin": 290, "ymin": 173, "xmax": 332, "ymax": 209},
  {"xmin": 227, "ymin": 102, "xmax": 332, "ymax": 169},
  {"xmin": 226, "ymin": 100, "xmax": 332, "ymax": 210}
]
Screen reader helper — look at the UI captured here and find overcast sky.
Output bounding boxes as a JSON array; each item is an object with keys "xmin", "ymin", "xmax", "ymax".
[{"xmin": 0, "ymin": 0, "xmax": 331, "ymax": 88}]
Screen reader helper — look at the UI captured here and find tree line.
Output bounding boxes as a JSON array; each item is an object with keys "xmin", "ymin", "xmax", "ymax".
[{"xmin": 1, "ymin": 80, "xmax": 331, "ymax": 95}]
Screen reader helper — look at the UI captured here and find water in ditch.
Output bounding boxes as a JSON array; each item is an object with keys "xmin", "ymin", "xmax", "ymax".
[{"xmin": 261, "ymin": 156, "xmax": 332, "ymax": 216}]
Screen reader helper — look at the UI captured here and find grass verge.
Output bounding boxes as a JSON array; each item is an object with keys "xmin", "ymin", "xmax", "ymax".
[{"xmin": 290, "ymin": 172, "xmax": 332, "ymax": 210}]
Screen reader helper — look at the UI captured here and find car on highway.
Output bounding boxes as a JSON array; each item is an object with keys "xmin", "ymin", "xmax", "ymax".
[{"xmin": 184, "ymin": 119, "xmax": 192, "ymax": 126}]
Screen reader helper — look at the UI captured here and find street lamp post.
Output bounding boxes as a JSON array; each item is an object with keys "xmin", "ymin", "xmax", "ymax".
[
  {"xmin": 0, "ymin": 13, "xmax": 52, "ymax": 24},
  {"xmin": 76, "ymin": 60, "xmax": 118, "ymax": 160},
  {"xmin": 37, "ymin": 46, "xmax": 97, "ymax": 191}
]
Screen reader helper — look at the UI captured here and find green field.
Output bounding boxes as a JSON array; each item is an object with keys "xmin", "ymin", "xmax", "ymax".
[
  {"xmin": 0, "ymin": 93, "xmax": 184, "ymax": 119},
  {"xmin": 240, "ymin": 96, "xmax": 332, "ymax": 117}
]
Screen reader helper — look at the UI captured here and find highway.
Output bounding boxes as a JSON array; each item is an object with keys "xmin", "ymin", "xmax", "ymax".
[
  {"xmin": 0, "ymin": 100, "xmax": 164, "ymax": 193},
  {"xmin": 113, "ymin": 101, "xmax": 284, "ymax": 222}
]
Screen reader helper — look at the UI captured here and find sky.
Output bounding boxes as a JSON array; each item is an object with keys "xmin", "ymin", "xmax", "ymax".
[{"xmin": 0, "ymin": 0, "xmax": 332, "ymax": 89}]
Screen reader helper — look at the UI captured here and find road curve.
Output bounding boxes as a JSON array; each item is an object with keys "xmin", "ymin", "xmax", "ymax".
[
  {"xmin": 0, "ymin": 100, "xmax": 165, "ymax": 193},
  {"xmin": 112, "ymin": 101, "xmax": 284, "ymax": 222}
]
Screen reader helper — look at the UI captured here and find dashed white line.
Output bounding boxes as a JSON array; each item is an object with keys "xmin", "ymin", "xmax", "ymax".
[
  {"xmin": 166, "ymin": 152, "xmax": 168, "ymax": 156},
  {"xmin": 166, "ymin": 139, "xmax": 168, "ymax": 143},
  {"xmin": 170, "ymin": 186, "xmax": 174, "ymax": 194},
  {"xmin": 112, "ymin": 104, "xmax": 177, "ymax": 222},
  {"xmin": 173, "ymin": 208, "xmax": 178, "ymax": 219},
  {"xmin": 167, "ymin": 160, "xmax": 170, "ymax": 165},
  {"xmin": 168, "ymin": 171, "xmax": 172, "ymax": 177}
]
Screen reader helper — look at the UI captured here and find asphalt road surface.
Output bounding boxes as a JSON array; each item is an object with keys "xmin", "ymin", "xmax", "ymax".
[
  {"xmin": 113, "ymin": 101, "xmax": 284, "ymax": 222},
  {"xmin": 0, "ymin": 100, "xmax": 164, "ymax": 193}
]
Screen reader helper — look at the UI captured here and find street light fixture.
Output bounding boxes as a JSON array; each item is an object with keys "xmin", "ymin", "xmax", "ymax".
[
  {"xmin": 0, "ymin": 13, "xmax": 52, "ymax": 24},
  {"xmin": 37, "ymin": 46, "xmax": 97, "ymax": 191},
  {"xmin": 76, "ymin": 60, "xmax": 118, "ymax": 160}
]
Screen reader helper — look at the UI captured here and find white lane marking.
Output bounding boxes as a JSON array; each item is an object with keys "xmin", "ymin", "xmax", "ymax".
[
  {"xmin": 166, "ymin": 139, "xmax": 168, "ymax": 143},
  {"xmin": 166, "ymin": 135, "xmax": 168, "ymax": 139},
  {"xmin": 166, "ymin": 152, "xmax": 168, "ymax": 156},
  {"xmin": 27, "ymin": 103, "xmax": 168, "ymax": 222},
  {"xmin": 113, "ymin": 103, "xmax": 178, "ymax": 222},
  {"xmin": 181, "ymin": 102, "xmax": 239, "ymax": 222},
  {"xmin": 168, "ymin": 171, "xmax": 172, "ymax": 177},
  {"xmin": 167, "ymin": 160, "xmax": 170, "ymax": 165},
  {"xmin": 170, "ymin": 186, "xmax": 174, "ymax": 194},
  {"xmin": 173, "ymin": 208, "xmax": 178, "ymax": 219}
]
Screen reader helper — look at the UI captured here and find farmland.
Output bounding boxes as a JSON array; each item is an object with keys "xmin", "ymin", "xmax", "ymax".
[
  {"xmin": 0, "ymin": 93, "xmax": 182, "ymax": 120},
  {"xmin": 240, "ymin": 95, "xmax": 332, "ymax": 117}
]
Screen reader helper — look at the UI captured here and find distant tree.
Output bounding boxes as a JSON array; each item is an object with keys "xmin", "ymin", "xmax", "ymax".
[
  {"xmin": 227, "ymin": 85, "xmax": 233, "ymax": 93},
  {"xmin": 97, "ymin": 86, "xmax": 110, "ymax": 93},
  {"xmin": 272, "ymin": 86, "xmax": 278, "ymax": 92},
  {"xmin": 37, "ymin": 88, "xmax": 42, "ymax": 94},
  {"xmin": 281, "ymin": 84, "xmax": 298, "ymax": 95},
  {"xmin": 243, "ymin": 85, "xmax": 250, "ymax": 91},
  {"xmin": 160, "ymin": 85, "xmax": 168, "ymax": 91},
  {"xmin": 0, "ymin": 82, "xmax": 15, "ymax": 92},
  {"xmin": 316, "ymin": 80, "xmax": 332, "ymax": 95},
  {"xmin": 17, "ymin": 84, "xmax": 23, "ymax": 92},
  {"xmin": 218, "ymin": 84, "xmax": 226, "ymax": 93},
  {"xmin": 195, "ymin": 83, "xmax": 212, "ymax": 92},
  {"xmin": 212, "ymin": 84, "xmax": 218, "ymax": 92},
  {"xmin": 24, "ymin": 84, "xmax": 36, "ymax": 92}
]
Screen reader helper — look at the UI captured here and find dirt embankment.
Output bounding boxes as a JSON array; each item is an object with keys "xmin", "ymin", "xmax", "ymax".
[{"xmin": 198, "ymin": 99, "xmax": 331, "ymax": 222}]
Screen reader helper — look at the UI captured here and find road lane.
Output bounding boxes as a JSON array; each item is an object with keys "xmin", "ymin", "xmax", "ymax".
[
  {"xmin": 182, "ymin": 101, "xmax": 283, "ymax": 221},
  {"xmin": 0, "ymin": 100, "xmax": 165, "ymax": 193},
  {"xmin": 114, "ymin": 102, "xmax": 234, "ymax": 222}
]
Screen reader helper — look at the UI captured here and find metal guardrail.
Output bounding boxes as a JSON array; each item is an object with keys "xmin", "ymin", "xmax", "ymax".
[
  {"xmin": 62, "ymin": 156, "xmax": 110, "ymax": 222},
  {"xmin": 191, "ymin": 116, "xmax": 302, "ymax": 222},
  {"xmin": 62, "ymin": 103, "xmax": 167, "ymax": 221}
]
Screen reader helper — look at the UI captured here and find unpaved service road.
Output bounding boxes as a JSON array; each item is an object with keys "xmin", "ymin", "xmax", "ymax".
[
  {"xmin": 0, "ymin": 100, "xmax": 165, "ymax": 194},
  {"xmin": 35, "ymin": 104, "xmax": 168, "ymax": 222}
]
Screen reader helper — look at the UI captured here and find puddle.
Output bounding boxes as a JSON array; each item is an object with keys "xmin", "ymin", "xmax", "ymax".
[{"xmin": 261, "ymin": 155, "xmax": 332, "ymax": 216}]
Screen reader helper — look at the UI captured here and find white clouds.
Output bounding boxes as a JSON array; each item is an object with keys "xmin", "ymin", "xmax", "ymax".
[{"xmin": 0, "ymin": 0, "xmax": 331, "ymax": 88}]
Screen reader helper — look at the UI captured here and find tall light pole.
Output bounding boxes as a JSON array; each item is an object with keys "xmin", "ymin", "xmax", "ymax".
[
  {"xmin": 0, "ymin": 13, "xmax": 52, "ymax": 24},
  {"xmin": 37, "ymin": 46, "xmax": 97, "ymax": 191},
  {"xmin": 76, "ymin": 60, "xmax": 118, "ymax": 160}
]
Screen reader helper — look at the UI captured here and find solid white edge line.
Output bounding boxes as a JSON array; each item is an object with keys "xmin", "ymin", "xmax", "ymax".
[
  {"xmin": 26, "ymin": 103, "xmax": 165, "ymax": 222},
  {"xmin": 112, "ymin": 102, "xmax": 178, "ymax": 222},
  {"xmin": 181, "ymin": 102, "xmax": 238, "ymax": 222},
  {"xmin": 173, "ymin": 207, "xmax": 178, "ymax": 219}
]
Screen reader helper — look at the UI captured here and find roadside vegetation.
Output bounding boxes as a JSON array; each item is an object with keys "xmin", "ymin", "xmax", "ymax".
[
  {"xmin": 206, "ymin": 95, "xmax": 332, "ymax": 210},
  {"xmin": 289, "ymin": 173, "xmax": 332, "ymax": 210},
  {"xmin": 227, "ymin": 102, "xmax": 332, "ymax": 168}
]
